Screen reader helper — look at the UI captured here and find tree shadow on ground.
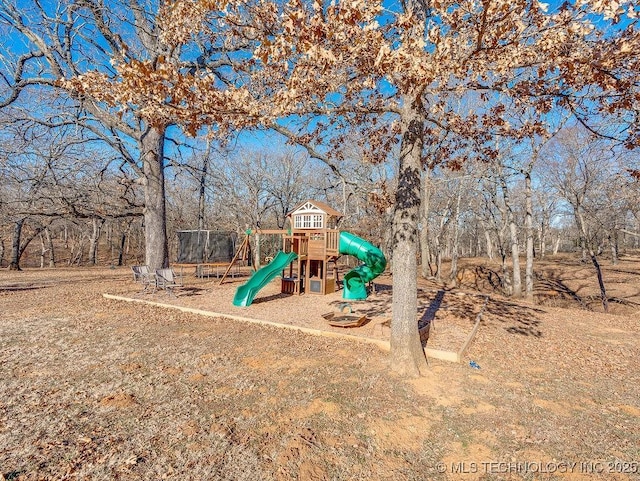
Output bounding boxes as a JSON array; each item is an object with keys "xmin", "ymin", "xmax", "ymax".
[
  {"xmin": 608, "ymin": 267, "xmax": 640, "ymax": 277},
  {"xmin": 534, "ymin": 275, "xmax": 590, "ymax": 310},
  {"xmin": 371, "ymin": 281, "xmax": 392, "ymax": 293},
  {"xmin": 328, "ymin": 291, "xmax": 393, "ymax": 319},
  {"xmin": 329, "ymin": 279, "xmax": 546, "ymax": 338},
  {"xmin": 428, "ymin": 262, "xmax": 547, "ymax": 337},
  {"xmin": 607, "ymin": 296, "xmax": 640, "ymax": 308},
  {"xmin": 483, "ymin": 298, "xmax": 545, "ymax": 338},
  {"xmin": 173, "ymin": 287, "xmax": 208, "ymax": 298},
  {"xmin": 471, "ymin": 265, "xmax": 504, "ymax": 292},
  {"xmin": 417, "ymin": 290, "xmax": 447, "ymax": 348},
  {"xmin": 418, "ymin": 290, "xmax": 445, "ymax": 330},
  {"xmin": 0, "ymin": 285, "xmax": 49, "ymax": 292}
]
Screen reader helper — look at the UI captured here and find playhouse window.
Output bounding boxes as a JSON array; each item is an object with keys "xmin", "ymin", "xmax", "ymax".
[{"xmin": 295, "ymin": 214, "xmax": 324, "ymax": 229}]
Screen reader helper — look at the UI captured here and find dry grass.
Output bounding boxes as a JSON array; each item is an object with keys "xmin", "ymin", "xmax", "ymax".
[{"xmin": 1, "ymin": 255, "xmax": 639, "ymax": 480}]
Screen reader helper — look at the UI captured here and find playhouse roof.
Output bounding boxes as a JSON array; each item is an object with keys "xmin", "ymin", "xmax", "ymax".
[{"xmin": 287, "ymin": 199, "xmax": 343, "ymax": 218}]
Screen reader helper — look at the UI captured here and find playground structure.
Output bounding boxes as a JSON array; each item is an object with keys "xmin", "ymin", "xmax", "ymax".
[{"xmin": 233, "ymin": 200, "xmax": 386, "ymax": 307}]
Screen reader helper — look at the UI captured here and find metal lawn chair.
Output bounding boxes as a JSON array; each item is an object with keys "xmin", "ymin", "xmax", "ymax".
[
  {"xmin": 131, "ymin": 265, "xmax": 155, "ymax": 291},
  {"xmin": 154, "ymin": 268, "xmax": 183, "ymax": 295}
]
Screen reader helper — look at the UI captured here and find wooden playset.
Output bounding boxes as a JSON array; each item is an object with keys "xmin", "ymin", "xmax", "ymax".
[
  {"xmin": 280, "ymin": 200, "xmax": 343, "ymax": 296},
  {"xmin": 167, "ymin": 201, "xmax": 386, "ymax": 307}
]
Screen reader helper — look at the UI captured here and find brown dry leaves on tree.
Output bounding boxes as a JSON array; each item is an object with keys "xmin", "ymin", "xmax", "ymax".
[{"xmin": 60, "ymin": 0, "xmax": 640, "ymax": 147}]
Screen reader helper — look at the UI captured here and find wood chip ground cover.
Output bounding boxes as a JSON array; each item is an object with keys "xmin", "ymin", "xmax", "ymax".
[{"xmin": 1, "ymin": 256, "xmax": 639, "ymax": 480}]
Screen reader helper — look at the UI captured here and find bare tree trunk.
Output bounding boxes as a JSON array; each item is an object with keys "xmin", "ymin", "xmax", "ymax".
[
  {"xmin": 524, "ymin": 172, "xmax": 534, "ymax": 301},
  {"xmin": 198, "ymin": 136, "xmax": 212, "ymax": 231},
  {"xmin": 69, "ymin": 231, "xmax": 86, "ymax": 266},
  {"xmin": 435, "ymin": 246, "xmax": 442, "ymax": 281},
  {"xmin": 141, "ymin": 126, "xmax": 169, "ymax": 271},
  {"xmin": 45, "ymin": 228, "xmax": 55, "ymax": 267},
  {"xmin": 500, "ymin": 251, "xmax": 511, "ymax": 294},
  {"xmin": 390, "ymin": 92, "xmax": 428, "ymax": 377},
  {"xmin": 118, "ymin": 232, "xmax": 127, "ymax": 266},
  {"xmin": 609, "ymin": 231, "xmax": 618, "ymax": 265},
  {"xmin": 496, "ymin": 232, "xmax": 511, "ymax": 295},
  {"xmin": 9, "ymin": 219, "xmax": 24, "ymax": 270},
  {"xmin": 508, "ymin": 215, "xmax": 522, "ymax": 295},
  {"xmin": 383, "ymin": 208, "xmax": 394, "ymax": 271},
  {"xmin": 575, "ymin": 211, "xmax": 608, "ymax": 311},
  {"xmin": 88, "ymin": 217, "xmax": 105, "ymax": 266},
  {"xmin": 127, "ymin": 228, "xmax": 132, "ymax": 255},
  {"xmin": 67, "ymin": 231, "xmax": 79, "ymax": 266},
  {"xmin": 433, "ymin": 215, "xmax": 447, "ymax": 282},
  {"xmin": 449, "ymin": 179, "xmax": 463, "ymax": 285},
  {"xmin": 589, "ymin": 252, "xmax": 608, "ymax": 311},
  {"xmin": 420, "ymin": 167, "xmax": 432, "ymax": 278},
  {"xmin": 39, "ymin": 233, "xmax": 47, "ymax": 268},
  {"xmin": 342, "ymin": 178, "xmax": 348, "ymax": 219},
  {"xmin": 500, "ymin": 176, "xmax": 522, "ymax": 297},
  {"xmin": 553, "ymin": 236, "xmax": 561, "ymax": 255},
  {"xmin": 255, "ymin": 232, "xmax": 261, "ymax": 270},
  {"xmin": 0, "ymin": 237, "xmax": 4, "ymax": 267},
  {"xmin": 591, "ymin": 253, "xmax": 608, "ymax": 303},
  {"xmin": 484, "ymin": 230, "xmax": 494, "ymax": 260},
  {"xmin": 473, "ymin": 225, "xmax": 480, "ymax": 257},
  {"xmin": 9, "ymin": 219, "xmax": 48, "ymax": 270}
]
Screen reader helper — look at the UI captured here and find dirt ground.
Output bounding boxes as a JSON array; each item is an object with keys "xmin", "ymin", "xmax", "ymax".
[
  {"xmin": 1, "ymin": 253, "xmax": 639, "ymax": 480},
  {"xmin": 120, "ymin": 265, "xmax": 486, "ymax": 354}
]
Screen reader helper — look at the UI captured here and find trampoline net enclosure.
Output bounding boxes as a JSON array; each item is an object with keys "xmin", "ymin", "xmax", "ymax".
[{"xmin": 176, "ymin": 230, "xmax": 236, "ymax": 264}]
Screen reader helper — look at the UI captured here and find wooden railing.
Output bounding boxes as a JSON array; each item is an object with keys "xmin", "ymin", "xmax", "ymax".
[
  {"xmin": 326, "ymin": 230, "xmax": 339, "ymax": 253},
  {"xmin": 286, "ymin": 229, "xmax": 340, "ymax": 258},
  {"xmin": 298, "ymin": 237, "xmax": 308, "ymax": 256}
]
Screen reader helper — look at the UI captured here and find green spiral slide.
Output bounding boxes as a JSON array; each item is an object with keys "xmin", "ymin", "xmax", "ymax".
[
  {"xmin": 339, "ymin": 231, "xmax": 387, "ymax": 300},
  {"xmin": 233, "ymin": 251, "xmax": 298, "ymax": 307}
]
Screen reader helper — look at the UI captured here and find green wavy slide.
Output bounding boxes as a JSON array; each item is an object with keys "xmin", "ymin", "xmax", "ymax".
[
  {"xmin": 339, "ymin": 231, "xmax": 387, "ymax": 300},
  {"xmin": 233, "ymin": 251, "xmax": 298, "ymax": 307}
]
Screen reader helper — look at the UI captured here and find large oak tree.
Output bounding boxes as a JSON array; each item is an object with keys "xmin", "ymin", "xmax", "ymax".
[{"xmin": 0, "ymin": 0, "xmax": 261, "ymax": 270}]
